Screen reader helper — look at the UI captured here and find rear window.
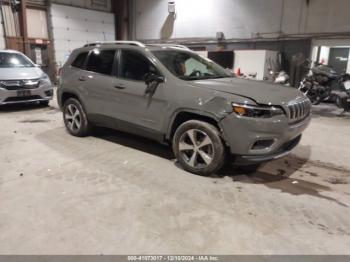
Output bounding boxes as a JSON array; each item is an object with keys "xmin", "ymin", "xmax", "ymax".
[
  {"xmin": 0, "ymin": 52, "xmax": 34, "ymax": 68},
  {"xmin": 86, "ymin": 49, "xmax": 116, "ymax": 75},
  {"xmin": 71, "ymin": 52, "xmax": 88, "ymax": 69}
]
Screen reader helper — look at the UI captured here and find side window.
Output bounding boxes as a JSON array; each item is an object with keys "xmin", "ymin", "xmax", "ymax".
[
  {"xmin": 120, "ymin": 50, "xmax": 159, "ymax": 81},
  {"xmin": 71, "ymin": 52, "xmax": 88, "ymax": 69},
  {"xmin": 86, "ymin": 49, "xmax": 116, "ymax": 75},
  {"xmin": 185, "ymin": 58, "xmax": 211, "ymax": 76}
]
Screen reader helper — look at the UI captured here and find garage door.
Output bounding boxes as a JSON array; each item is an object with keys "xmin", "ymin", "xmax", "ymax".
[{"xmin": 50, "ymin": 4, "xmax": 115, "ymax": 67}]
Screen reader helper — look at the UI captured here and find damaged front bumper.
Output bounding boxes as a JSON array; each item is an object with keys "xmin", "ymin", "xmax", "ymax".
[{"xmin": 219, "ymin": 112, "xmax": 311, "ymax": 165}]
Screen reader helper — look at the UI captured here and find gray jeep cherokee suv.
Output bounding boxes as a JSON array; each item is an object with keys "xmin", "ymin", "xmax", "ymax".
[{"xmin": 58, "ymin": 41, "xmax": 311, "ymax": 176}]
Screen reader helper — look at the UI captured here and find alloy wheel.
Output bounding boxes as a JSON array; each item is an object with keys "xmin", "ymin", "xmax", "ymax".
[
  {"xmin": 178, "ymin": 129, "xmax": 214, "ymax": 168},
  {"xmin": 65, "ymin": 104, "xmax": 82, "ymax": 132}
]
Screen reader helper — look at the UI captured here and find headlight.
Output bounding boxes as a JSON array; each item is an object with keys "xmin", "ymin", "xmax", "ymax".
[
  {"xmin": 39, "ymin": 73, "xmax": 51, "ymax": 85},
  {"xmin": 232, "ymin": 103, "xmax": 284, "ymax": 118}
]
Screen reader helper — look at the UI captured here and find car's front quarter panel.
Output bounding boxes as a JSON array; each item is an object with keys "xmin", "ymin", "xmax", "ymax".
[{"xmin": 163, "ymin": 79, "xmax": 257, "ymax": 138}]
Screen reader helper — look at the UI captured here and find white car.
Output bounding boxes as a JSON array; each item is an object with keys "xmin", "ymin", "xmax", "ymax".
[{"xmin": 0, "ymin": 49, "xmax": 53, "ymax": 106}]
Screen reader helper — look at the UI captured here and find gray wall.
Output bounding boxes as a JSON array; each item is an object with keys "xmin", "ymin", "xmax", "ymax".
[
  {"xmin": 51, "ymin": 0, "xmax": 112, "ymax": 12},
  {"xmin": 0, "ymin": 12, "xmax": 6, "ymax": 49},
  {"xmin": 131, "ymin": 0, "xmax": 350, "ymax": 41}
]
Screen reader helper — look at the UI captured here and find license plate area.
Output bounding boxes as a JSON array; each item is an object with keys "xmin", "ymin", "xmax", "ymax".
[{"xmin": 17, "ymin": 90, "xmax": 31, "ymax": 97}]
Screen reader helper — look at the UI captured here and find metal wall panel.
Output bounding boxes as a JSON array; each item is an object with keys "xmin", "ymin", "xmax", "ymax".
[
  {"xmin": 0, "ymin": 12, "xmax": 6, "ymax": 49},
  {"xmin": 50, "ymin": 3, "xmax": 115, "ymax": 66},
  {"xmin": 51, "ymin": 0, "xmax": 111, "ymax": 12},
  {"xmin": 1, "ymin": 5, "xmax": 20, "ymax": 38},
  {"xmin": 132, "ymin": 0, "xmax": 350, "ymax": 41},
  {"xmin": 27, "ymin": 0, "xmax": 47, "ymax": 7}
]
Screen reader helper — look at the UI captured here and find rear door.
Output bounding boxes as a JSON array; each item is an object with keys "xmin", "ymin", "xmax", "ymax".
[
  {"xmin": 111, "ymin": 49, "xmax": 167, "ymax": 137},
  {"xmin": 80, "ymin": 48, "xmax": 119, "ymax": 120}
]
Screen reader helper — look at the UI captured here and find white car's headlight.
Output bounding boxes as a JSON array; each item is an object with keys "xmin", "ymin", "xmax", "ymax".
[
  {"xmin": 232, "ymin": 103, "xmax": 285, "ymax": 118},
  {"xmin": 39, "ymin": 73, "xmax": 51, "ymax": 85}
]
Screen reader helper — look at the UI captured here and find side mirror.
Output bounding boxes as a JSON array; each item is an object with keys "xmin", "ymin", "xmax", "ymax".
[
  {"xmin": 144, "ymin": 73, "xmax": 164, "ymax": 95},
  {"xmin": 144, "ymin": 73, "xmax": 164, "ymax": 85}
]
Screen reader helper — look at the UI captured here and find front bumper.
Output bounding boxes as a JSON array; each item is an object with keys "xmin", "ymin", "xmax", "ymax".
[
  {"xmin": 0, "ymin": 84, "xmax": 54, "ymax": 105},
  {"xmin": 234, "ymin": 135, "xmax": 302, "ymax": 165},
  {"xmin": 220, "ymin": 112, "xmax": 311, "ymax": 164}
]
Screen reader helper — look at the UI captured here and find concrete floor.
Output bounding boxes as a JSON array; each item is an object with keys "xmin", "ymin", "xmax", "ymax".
[{"xmin": 0, "ymin": 99, "xmax": 349, "ymax": 255}]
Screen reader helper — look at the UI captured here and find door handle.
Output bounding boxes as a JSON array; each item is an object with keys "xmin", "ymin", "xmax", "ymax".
[
  {"xmin": 78, "ymin": 76, "xmax": 86, "ymax": 81},
  {"xmin": 114, "ymin": 84, "xmax": 126, "ymax": 90}
]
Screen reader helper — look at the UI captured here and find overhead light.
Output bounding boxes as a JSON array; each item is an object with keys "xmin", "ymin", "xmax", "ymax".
[{"xmin": 168, "ymin": 1, "xmax": 176, "ymax": 14}]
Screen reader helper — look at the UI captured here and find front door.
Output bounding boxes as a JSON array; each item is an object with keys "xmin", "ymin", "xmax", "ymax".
[{"xmin": 111, "ymin": 49, "xmax": 167, "ymax": 138}]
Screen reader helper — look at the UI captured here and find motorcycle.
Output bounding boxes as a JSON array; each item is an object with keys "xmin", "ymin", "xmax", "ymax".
[
  {"xmin": 274, "ymin": 71, "xmax": 290, "ymax": 86},
  {"xmin": 268, "ymin": 70, "xmax": 290, "ymax": 86},
  {"xmin": 299, "ymin": 64, "xmax": 346, "ymax": 105},
  {"xmin": 334, "ymin": 75, "xmax": 350, "ymax": 114}
]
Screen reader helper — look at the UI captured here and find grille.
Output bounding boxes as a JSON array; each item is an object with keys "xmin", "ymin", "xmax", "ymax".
[
  {"xmin": 288, "ymin": 99, "xmax": 311, "ymax": 122},
  {"xmin": 0, "ymin": 79, "xmax": 39, "ymax": 90},
  {"xmin": 4, "ymin": 96, "xmax": 41, "ymax": 102}
]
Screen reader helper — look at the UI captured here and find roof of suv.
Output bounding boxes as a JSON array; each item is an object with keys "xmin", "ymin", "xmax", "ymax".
[{"xmin": 81, "ymin": 41, "xmax": 191, "ymax": 52}]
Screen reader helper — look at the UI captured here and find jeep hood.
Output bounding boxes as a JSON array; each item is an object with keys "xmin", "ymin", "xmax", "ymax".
[{"xmin": 191, "ymin": 77, "xmax": 305, "ymax": 105}]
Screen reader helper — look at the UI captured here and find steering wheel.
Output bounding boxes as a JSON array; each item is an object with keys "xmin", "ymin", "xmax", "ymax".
[{"xmin": 189, "ymin": 70, "xmax": 202, "ymax": 77}]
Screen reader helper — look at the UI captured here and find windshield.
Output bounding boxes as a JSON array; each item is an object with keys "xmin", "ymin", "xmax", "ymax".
[
  {"xmin": 0, "ymin": 52, "xmax": 34, "ymax": 68},
  {"xmin": 152, "ymin": 49, "xmax": 233, "ymax": 81}
]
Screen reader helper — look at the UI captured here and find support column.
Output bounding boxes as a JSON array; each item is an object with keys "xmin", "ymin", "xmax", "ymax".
[
  {"xmin": 113, "ymin": 0, "xmax": 130, "ymax": 40},
  {"xmin": 18, "ymin": 0, "xmax": 29, "ymax": 54}
]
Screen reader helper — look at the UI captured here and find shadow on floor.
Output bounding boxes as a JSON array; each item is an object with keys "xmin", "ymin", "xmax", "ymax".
[
  {"xmin": 311, "ymin": 103, "xmax": 350, "ymax": 119},
  {"xmin": 0, "ymin": 103, "xmax": 56, "ymax": 113},
  {"xmin": 219, "ymin": 154, "xmax": 349, "ymax": 208},
  {"xmin": 44, "ymin": 125, "xmax": 348, "ymax": 207},
  {"xmin": 93, "ymin": 126, "xmax": 315, "ymax": 189},
  {"xmin": 93, "ymin": 127, "xmax": 174, "ymax": 160}
]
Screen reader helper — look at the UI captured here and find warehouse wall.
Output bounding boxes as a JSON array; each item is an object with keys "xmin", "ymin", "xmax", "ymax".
[
  {"xmin": 51, "ymin": 0, "xmax": 112, "ymax": 12},
  {"xmin": 0, "ymin": 12, "xmax": 6, "ymax": 49},
  {"xmin": 132, "ymin": 0, "xmax": 350, "ymax": 41},
  {"xmin": 50, "ymin": 4, "xmax": 115, "ymax": 66}
]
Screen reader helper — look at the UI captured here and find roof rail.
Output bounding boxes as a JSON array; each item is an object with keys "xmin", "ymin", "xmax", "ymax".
[
  {"xmin": 84, "ymin": 41, "xmax": 146, "ymax": 48},
  {"xmin": 147, "ymin": 44, "xmax": 191, "ymax": 50}
]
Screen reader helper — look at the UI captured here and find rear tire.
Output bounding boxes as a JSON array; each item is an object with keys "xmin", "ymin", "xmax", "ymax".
[
  {"xmin": 172, "ymin": 120, "xmax": 226, "ymax": 176},
  {"xmin": 63, "ymin": 98, "xmax": 91, "ymax": 137}
]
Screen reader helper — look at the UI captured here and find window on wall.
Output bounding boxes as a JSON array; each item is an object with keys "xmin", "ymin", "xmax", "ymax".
[
  {"xmin": 120, "ymin": 50, "xmax": 159, "ymax": 81},
  {"xmin": 27, "ymin": 9, "xmax": 48, "ymax": 39},
  {"xmin": 91, "ymin": 0, "xmax": 109, "ymax": 9},
  {"xmin": 87, "ymin": 49, "xmax": 115, "ymax": 75}
]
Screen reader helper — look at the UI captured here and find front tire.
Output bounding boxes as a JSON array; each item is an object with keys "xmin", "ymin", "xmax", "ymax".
[
  {"xmin": 172, "ymin": 120, "xmax": 226, "ymax": 176},
  {"xmin": 63, "ymin": 98, "xmax": 91, "ymax": 137}
]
